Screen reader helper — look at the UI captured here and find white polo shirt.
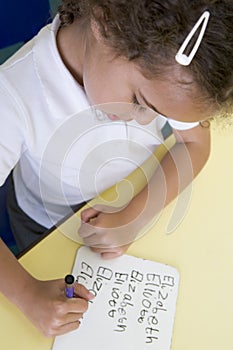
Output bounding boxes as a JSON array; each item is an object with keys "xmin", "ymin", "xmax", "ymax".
[{"xmin": 0, "ymin": 16, "xmax": 199, "ymax": 228}]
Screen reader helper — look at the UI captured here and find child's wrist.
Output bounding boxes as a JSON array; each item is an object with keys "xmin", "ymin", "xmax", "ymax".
[{"xmin": 13, "ymin": 273, "xmax": 39, "ymax": 312}]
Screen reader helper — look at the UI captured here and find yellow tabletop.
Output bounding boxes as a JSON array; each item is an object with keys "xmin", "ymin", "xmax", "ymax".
[{"xmin": 0, "ymin": 127, "xmax": 233, "ymax": 350}]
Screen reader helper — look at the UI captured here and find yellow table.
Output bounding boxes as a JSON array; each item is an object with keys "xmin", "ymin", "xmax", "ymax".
[{"xmin": 0, "ymin": 127, "xmax": 233, "ymax": 350}]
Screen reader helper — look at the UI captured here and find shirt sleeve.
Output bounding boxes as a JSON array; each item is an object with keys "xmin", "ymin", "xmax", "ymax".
[{"xmin": 0, "ymin": 77, "xmax": 27, "ymax": 186}]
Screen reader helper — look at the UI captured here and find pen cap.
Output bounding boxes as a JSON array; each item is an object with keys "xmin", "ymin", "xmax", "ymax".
[{"xmin": 65, "ymin": 274, "xmax": 75, "ymax": 285}]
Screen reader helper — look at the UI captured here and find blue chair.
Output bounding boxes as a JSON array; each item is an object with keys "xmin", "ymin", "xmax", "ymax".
[
  {"xmin": 0, "ymin": 0, "xmax": 57, "ymax": 64},
  {"xmin": 0, "ymin": 0, "xmax": 51, "ymax": 49}
]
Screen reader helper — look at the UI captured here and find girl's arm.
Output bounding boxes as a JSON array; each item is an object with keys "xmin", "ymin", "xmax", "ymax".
[
  {"xmin": 0, "ymin": 238, "xmax": 94, "ymax": 336},
  {"xmin": 79, "ymin": 124, "xmax": 210, "ymax": 259}
]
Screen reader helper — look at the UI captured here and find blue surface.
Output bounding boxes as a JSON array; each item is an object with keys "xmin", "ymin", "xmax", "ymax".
[
  {"xmin": 0, "ymin": 0, "xmax": 51, "ymax": 49},
  {"xmin": 0, "ymin": 0, "xmax": 60, "ymax": 64}
]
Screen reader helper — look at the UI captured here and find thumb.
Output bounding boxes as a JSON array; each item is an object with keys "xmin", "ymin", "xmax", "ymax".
[{"xmin": 81, "ymin": 207, "xmax": 100, "ymax": 222}]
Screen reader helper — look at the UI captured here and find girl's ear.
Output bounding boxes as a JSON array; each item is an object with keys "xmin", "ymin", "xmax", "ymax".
[
  {"xmin": 90, "ymin": 18, "xmax": 104, "ymax": 42},
  {"xmin": 90, "ymin": 7, "xmax": 108, "ymax": 43}
]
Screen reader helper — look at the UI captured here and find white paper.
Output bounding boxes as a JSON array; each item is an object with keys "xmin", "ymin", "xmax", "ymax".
[{"xmin": 53, "ymin": 246, "xmax": 180, "ymax": 350}]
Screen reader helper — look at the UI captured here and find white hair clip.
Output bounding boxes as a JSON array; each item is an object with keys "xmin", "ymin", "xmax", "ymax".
[{"xmin": 175, "ymin": 11, "xmax": 210, "ymax": 66}]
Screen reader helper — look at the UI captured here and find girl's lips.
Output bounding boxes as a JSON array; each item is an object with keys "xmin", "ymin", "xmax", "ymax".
[
  {"xmin": 107, "ymin": 114, "xmax": 133, "ymax": 122},
  {"xmin": 108, "ymin": 114, "xmax": 120, "ymax": 121}
]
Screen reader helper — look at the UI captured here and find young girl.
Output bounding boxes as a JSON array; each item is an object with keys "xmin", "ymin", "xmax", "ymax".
[{"xmin": 0, "ymin": 0, "xmax": 232, "ymax": 337}]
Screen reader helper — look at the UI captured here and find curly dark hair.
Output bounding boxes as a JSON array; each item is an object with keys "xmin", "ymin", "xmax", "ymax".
[{"xmin": 58, "ymin": 0, "xmax": 233, "ymax": 113}]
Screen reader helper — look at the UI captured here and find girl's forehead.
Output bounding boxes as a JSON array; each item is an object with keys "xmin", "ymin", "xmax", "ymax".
[{"xmin": 137, "ymin": 75, "xmax": 213, "ymax": 123}]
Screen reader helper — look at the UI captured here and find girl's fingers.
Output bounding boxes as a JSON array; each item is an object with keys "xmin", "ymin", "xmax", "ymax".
[
  {"xmin": 73, "ymin": 283, "xmax": 95, "ymax": 301},
  {"xmin": 81, "ymin": 207, "xmax": 99, "ymax": 222},
  {"xmin": 82, "ymin": 233, "xmax": 100, "ymax": 246},
  {"xmin": 63, "ymin": 312, "xmax": 84, "ymax": 324},
  {"xmin": 101, "ymin": 251, "xmax": 123, "ymax": 259},
  {"xmin": 65, "ymin": 297, "xmax": 89, "ymax": 314},
  {"xmin": 90, "ymin": 245, "xmax": 130, "ymax": 259},
  {"xmin": 54, "ymin": 320, "xmax": 81, "ymax": 337},
  {"xmin": 78, "ymin": 221, "xmax": 99, "ymax": 238}
]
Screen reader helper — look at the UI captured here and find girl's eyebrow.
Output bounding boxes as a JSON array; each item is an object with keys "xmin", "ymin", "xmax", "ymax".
[{"xmin": 138, "ymin": 90, "xmax": 169, "ymax": 118}]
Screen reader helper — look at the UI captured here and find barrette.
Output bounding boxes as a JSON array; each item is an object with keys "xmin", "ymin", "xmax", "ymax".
[{"xmin": 175, "ymin": 10, "xmax": 210, "ymax": 66}]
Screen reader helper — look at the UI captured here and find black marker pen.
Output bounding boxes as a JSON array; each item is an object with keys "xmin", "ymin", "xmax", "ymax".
[{"xmin": 65, "ymin": 274, "xmax": 75, "ymax": 298}]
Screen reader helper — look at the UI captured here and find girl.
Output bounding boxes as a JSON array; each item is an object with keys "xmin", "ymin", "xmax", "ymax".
[{"xmin": 0, "ymin": 0, "xmax": 232, "ymax": 337}]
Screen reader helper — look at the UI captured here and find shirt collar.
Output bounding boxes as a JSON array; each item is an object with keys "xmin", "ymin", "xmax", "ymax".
[{"xmin": 33, "ymin": 15, "xmax": 90, "ymax": 119}]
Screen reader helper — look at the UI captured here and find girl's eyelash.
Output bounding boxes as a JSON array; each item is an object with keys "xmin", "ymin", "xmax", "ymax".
[
  {"xmin": 132, "ymin": 94, "xmax": 140, "ymax": 105},
  {"xmin": 132, "ymin": 95, "xmax": 146, "ymax": 112}
]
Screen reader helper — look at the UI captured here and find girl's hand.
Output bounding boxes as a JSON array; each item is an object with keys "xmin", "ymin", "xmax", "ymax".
[
  {"xmin": 19, "ymin": 278, "xmax": 94, "ymax": 337},
  {"xmin": 78, "ymin": 206, "xmax": 142, "ymax": 259}
]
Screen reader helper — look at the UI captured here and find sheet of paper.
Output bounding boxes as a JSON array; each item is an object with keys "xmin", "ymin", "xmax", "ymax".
[{"xmin": 53, "ymin": 246, "xmax": 180, "ymax": 350}]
